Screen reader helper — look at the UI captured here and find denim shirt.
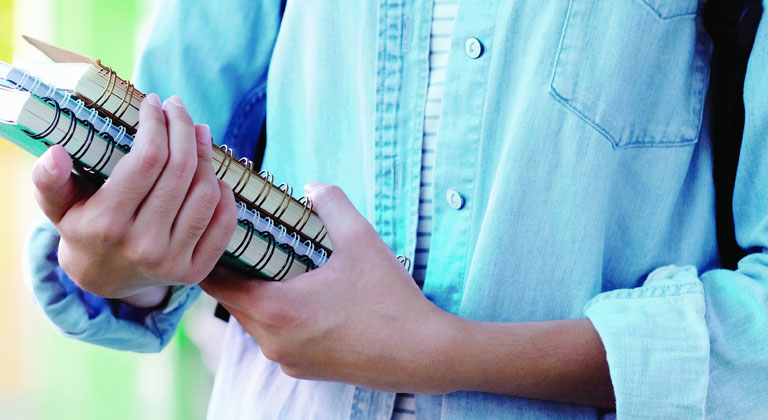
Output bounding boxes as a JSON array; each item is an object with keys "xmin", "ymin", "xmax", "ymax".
[{"xmin": 24, "ymin": 0, "xmax": 768, "ymax": 419}]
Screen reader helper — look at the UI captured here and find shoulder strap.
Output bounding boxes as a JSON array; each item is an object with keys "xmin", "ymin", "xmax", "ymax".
[{"xmin": 704, "ymin": 0, "xmax": 763, "ymax": 269}]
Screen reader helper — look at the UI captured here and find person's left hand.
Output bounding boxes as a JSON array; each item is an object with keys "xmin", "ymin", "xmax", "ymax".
[{"xmin": 200, "ymin": 181, "xmax": 460, "ymax": 393}]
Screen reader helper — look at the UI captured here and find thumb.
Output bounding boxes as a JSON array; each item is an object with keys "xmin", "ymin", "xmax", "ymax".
[
  {"xmin": 32, "ymin": 145, "xmax": 87, "ymax": 224},
  {"xmin": 304, "ymin": 181, "xmax": 372, "ymax": 245}
]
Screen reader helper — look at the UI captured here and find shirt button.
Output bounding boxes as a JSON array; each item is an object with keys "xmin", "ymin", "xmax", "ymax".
[
  {"xmin": 465, "ymin": 37, "xmax": 483, "ymax": 59},
  {"xmin": 446, "ymin": 189, "xmax": 465, "ymax": 210}
]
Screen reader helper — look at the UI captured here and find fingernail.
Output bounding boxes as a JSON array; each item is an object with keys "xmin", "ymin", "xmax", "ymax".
[
  {"xmin": 196, "ymin": 124, "xmax": 212, "ymax": 145},
  {"xmin": 304, "ymin": 180, "xmax": 325, "ymax": 197},
  {"xmin": 144, "ymin": 93, "xmax": 161, "ymax": 108},
  {"xmin": 167, "ymin": 95, "xmax": 185, "ymax": 107},
  {"xmin": 43, "ymin": 149, "xmax": 57, "ymax": 173}
]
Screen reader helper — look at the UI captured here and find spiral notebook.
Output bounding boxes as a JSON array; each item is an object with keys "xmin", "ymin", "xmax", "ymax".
[
  {"xmin": 1, "ymin": 39, "xmax": 412, "ymax": 281},
  {"xmin": 13, "ymin": 37, "xmax": 333, "ymax": 255},
  {"xmin": 0, "ymin": 86, "xmax": 328, "ymax": 280}
]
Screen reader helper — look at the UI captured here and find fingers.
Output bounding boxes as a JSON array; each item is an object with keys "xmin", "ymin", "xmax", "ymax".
[
  {"xmin": 87, "ymin": 93, "xmax": 168, "ymax": 222},
  {"xmin": 304, "ymin": 181, "xmax": 373, "ymax": 246},
  {"xmin": 32, "ymin": 145, "xmax": 84, "ymax": 224},
  {"xmin": 133, "ymin": 96, "xmax": 198, "ymax": 234},
  {"xmin": 190, "ymin": 180, "xmax": 238, "ymax": 277},
  {"xmin": 199, "ymin": 265, "xmax": 271, "ymax": 311},
  {"xmin": 169, "ymin": 124, "xmax": 218, "ymax": 254}
]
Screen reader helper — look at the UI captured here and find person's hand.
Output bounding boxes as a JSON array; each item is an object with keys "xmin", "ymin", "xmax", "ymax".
[
  {"xmin": 201, "ymin": 181, "xmax": 461, "ymax": 393},
  {"xmin": 31, "ymin": 94, "xmax": 237, "ymax": 305}
]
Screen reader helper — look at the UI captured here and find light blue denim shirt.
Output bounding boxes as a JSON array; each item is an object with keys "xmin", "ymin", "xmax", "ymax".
[{"xmin": 24, "ymin": 0, "xmax": 768, "ymax": 418}]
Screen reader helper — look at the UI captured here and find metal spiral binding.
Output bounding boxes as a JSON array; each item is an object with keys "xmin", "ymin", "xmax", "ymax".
[
  {"xmin": 288, "ymin": 230, "xmax": 322, "ymax": 270},
  {"xmin": 232, "ymin": 156, "xmax": 254, "ymax": 196},
  {"xmin": 254, "ymin": 169, "xmax": 274, "ymax": 208},
  {"xmin": 272, "ymin": 243, "xmax": 297, "ymax": 281},
  {"xmin": 83, "ymin": 67, "xmax": 141, "ymax": 132},
  {"xmin": 235, "ymin": 203, "xmax": 327, "ymax": 266},
  {"xmin": 251, "ymin": 231, "xmax": 278, "ymax": 274},
  {"xmin": 85, "ymin": 105, "xmax": 101, "ymax": 125},
  {"xmin": 312, "ymin": 224, "xmax": 328, "ymax": 246},
  {"xmin": 71, "ymin": 97, "xmax": 86, "ymax": 115},
  {"xmin": 215, "ymin": 144, "xmax": 236, "ymax": 178},
  {"xmin": 88, "ymin": 66, "xmax": 118, "ymax": 110},
  {"xmin": 82, "ymin": 128, "xmax": 117, "ymax": 175},
  {"xmin": 68, "ymin": 120, "xmax": 95, "ymax": 162},
  {"xmin": 396, "ymin": 254, "xmax": 412, "ymax": 272},
  {"xmin": 113, "ymin": 78, "xmax": 135, "ymax": 122},
  {"xmin": 226, "ymin": 218, "xmax": 304, "ymax": 280},
  {"xmin": 274, "ymin": 182, "xmax": 293, "ymax": 219},
  {"xmin": 214, "ymin": 144, "xmax": 333, "ymax": 256},
  {"xmin": 10, "ymin": 68, "xmax": 134, "ymax": 155},
  {"xmin": 294, "ymin": 195, "xmax": 313, "ymax": 232},
  {"xmin": 22, "ymin": 97, "xmax": 61, "ymax": 140},
  {"xmin": 19, "ymin": 96, "xmax": 120, "ymax": 176},
  {"xmin": 229, "ymin": 219, "xmax": 256, "ymax": 260},
  {"xmin": 54, "ymin": 108, "xmax": 78, "ymax": 148}
]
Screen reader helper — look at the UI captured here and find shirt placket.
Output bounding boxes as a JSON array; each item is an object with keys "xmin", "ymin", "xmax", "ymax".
[
  {"xmin": 422, "ymin": 0, "xmax": 499, "ymax": 315},
  {"xmin": 352, "ymin": 0, "xmax": 412, "ymax": 419}
]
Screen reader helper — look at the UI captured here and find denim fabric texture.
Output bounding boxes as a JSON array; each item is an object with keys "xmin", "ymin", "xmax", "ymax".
[{"xmin": 24, "ymin": 0, "xmax": 768, "ymax": 418}]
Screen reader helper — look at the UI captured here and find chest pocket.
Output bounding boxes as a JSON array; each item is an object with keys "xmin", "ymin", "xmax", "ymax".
[{"xmin": 550, "ymin": 0, "xmax": 710, "ymax": 148}]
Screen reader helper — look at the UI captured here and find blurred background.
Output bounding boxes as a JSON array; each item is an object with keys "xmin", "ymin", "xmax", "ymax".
[{"xmin": 0, "ymin": 1, "xmax": 220, "ymax": 419}]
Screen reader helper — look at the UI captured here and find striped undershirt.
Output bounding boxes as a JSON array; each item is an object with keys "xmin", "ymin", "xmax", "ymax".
[{"xmin": 392, "ymin": 1, "xmax": 459, "ymax": 419}]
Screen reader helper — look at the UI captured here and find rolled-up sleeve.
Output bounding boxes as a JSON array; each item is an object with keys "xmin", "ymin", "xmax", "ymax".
[
  {"xmin": 585, "ymin": 266, "xmax": 710, "ymax": 418},
  {"xmin": 24, "ymin": 221, "xmax": 201, "ymax": 353},
  {"xmin": 585, "ymin": 11, "xmax": 768, "ymax": 419}
]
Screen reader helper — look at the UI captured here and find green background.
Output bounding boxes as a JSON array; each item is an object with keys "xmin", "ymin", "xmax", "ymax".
[{"xmin": 0, "ymin": 1, "xmax": 215, "ymax": 419}]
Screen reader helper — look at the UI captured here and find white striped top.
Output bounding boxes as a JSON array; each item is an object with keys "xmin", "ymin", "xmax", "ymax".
[
  {"xmin": 392, "ymin": 1, "xmax": 459, "ymax": 420},
  {"xmin": 412, "ymin": 0, "xmax": 458, "ymax": 286}
]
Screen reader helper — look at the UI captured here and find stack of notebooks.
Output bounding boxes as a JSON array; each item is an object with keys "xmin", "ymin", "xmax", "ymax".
[{"xmin": 0, "ymin": 37, "xmax": 379, "ymax": 281}]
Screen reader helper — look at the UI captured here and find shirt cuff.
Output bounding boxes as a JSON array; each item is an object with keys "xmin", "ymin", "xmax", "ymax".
[
  {"xmin": 584, "ymin": 265, "xmax": 709, "ymax": 419},
  {"xmin": 23, "ymin": 221, "xmax": 201, "ymax": 353}
]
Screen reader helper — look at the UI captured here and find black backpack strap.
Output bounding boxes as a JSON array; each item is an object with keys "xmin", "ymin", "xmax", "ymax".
[
  {"xmin": 215, "ymin": 303, "xmax": 231, "ymax": 322},
  {"xmin": 704, "ymin": 0, "xmax": 763, "ymax": 269}
]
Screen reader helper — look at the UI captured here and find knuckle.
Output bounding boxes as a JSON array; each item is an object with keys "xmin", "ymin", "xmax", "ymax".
[
  {"xmin": 165, "ymin": 154, "xmax": 194, "ymax": 178},
  {"xmin": 310, "ymin": 184, "xmax": 344, "ymax": 212},
  {"xmin": 183, "ymin": 216, "xmax": 210, "ymax": 239},
  {"xmin": 81, "ymin": 218, "xmax": 122, "ymax": 246},
  {"xmin": 198, "ymin": 181, "xmax": 221, "ymax": 206},
  {"xmin": 124, "ymin": 239, "xmax": 164, "ymax": 269},
  {"xmin": 137, "ymin": 146, "xmax": 167, "ymax": 172}
]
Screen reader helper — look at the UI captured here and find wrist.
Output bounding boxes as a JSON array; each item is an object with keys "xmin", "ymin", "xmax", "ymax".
[
  {"xmin": 119, "ymin": 285, "xmax": 171, "ymax": 308},
  {"xmin": 411, "ymin": 311, "xmax": 473, "ymax": 394}
]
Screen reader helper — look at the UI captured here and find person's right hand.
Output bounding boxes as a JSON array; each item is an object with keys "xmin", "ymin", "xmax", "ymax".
[{"xmin": 31, "ymin": 94, "xmax": 237, "ymax": 307}]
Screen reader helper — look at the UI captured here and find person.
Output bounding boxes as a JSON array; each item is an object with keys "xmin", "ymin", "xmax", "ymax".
[{"xmin": 24, "ymin": 0, "xmax": 768, "ymax": 418}]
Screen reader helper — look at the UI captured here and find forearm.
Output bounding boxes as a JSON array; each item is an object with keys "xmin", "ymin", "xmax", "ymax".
[
  {"xmin": 434, "ymin": 316, "xmax": 615, "ymax": 409},
  {"xmin": 202, "ymin": 183, "xmax": 616, "ymax": 409}
]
